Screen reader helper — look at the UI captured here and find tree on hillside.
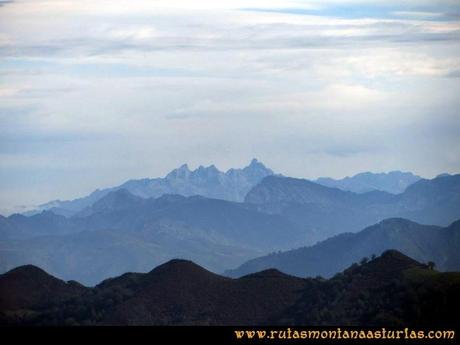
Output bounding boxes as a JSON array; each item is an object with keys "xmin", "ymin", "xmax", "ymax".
[{"xmin": 360, "ymin": 257, "xmax": 369, "ymax": 265}]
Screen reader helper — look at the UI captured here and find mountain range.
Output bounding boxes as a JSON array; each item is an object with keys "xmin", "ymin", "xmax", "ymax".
[
  {"xmin": 314, "ymin": 171, "xmax": 421, "ymax": 194},
  {"xmin": 28, "ymin": 159, "xmax": 274, "ymax": 217},
  {"xmin": 26, "ymin": 160, "xmax": 430, "ymax": 217},
  {"xmin": 0, "ymin": 191, "xmax": 303, "ymax": 285},
  {"xmin": 1, "ymin": 173, "xmax": 459, "ymax": 285},
  {"xmin": 1, "ymin": 159, "xmax": 459, "ymax": 327},
  {"xmin": 245, "ymin": 173, "xmax": 460, "ymax": 243},
  {"xmin": 1, "ymin": 250, "xmax": 459, "ymax": 326},
  {"xmin": 226, "ymin": 218, "xmax": 460, "ymax": 278}
]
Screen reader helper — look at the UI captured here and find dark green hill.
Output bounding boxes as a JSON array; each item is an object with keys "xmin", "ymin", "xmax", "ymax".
[
  {"xmin": 1, "ymin": 251, "xmax": 459, "ymax": 326},
  {"xmin": 282, "ymin": 250, "xmax": 460, "ymax": 327},
  {"xmin": 0, "ymin": 265, "xmax": 86, "ymax": 324}
]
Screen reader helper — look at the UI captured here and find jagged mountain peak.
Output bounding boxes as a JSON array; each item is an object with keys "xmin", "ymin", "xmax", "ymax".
[
  {"xmin": 166, "ymin": 163, "xmax": 191, "ymax": 179},
  {"xmin": 243, "ymin": 158, "xmax": 273, "ymax": 174},
  {"xmin": 192, "ymin": 164, "xmax": 221, "ymax": 178},
  {"xmin": 27, "ymin": 160, "xmax": 276, "ymax": 216},
  {"xmin": 247, "ymin": 158, "xmax": 263, "ymax": 168}
]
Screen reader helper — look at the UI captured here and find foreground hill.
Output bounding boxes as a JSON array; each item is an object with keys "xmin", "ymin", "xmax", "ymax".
[
  {"xmin": 280, "ymin": 250, "xmax": 460, "ymax": 326},
  {"xmin": 0, "ymin": 251, "xmax": 458, "ymax": 326},
  {"xmin": 0, "ymin": 265, "xmax": 86, "ymax": 312},
  {"xmin": 226, "ymin": 218, "xmax": 460, "ymax": 278}
]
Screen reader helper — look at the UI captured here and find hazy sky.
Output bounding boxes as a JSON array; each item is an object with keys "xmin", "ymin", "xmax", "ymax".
[{"xmin": 1, "ymin": 0, "xmax": 460, "ymax": 213}]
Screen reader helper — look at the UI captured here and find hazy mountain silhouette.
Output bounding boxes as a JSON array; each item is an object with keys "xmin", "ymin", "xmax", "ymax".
[
  {"xmin": 0, "ymin": 190, "xmax": 303, "ymax": 285},
  {"xmin": 28, "ymin": 159, "xmax": 274, "ymax": 216},
  {"xmin": 1, "ymin": 251, "xmax": 458, "ymax": 326},
  {"xmin": 26, "ymin": 163, "xmax": 424, "ymax": 217},
  {"xmin": 226, "ymin": 218, "xmax": 460, "ymax": 278},
  {"xmin": 315, "ymin": 171, "xmax": 421, "ymax": 194},
  {"xmin": 2, "ymin": 174, "xmax": 459, "ymax": 284},
  {"xmin": 245, "ymin": 174, "xmax": 460, "ymax": 243},
  {"xmin": 0, "ymin": 211, "xmax": 78, "ymax": 240}
]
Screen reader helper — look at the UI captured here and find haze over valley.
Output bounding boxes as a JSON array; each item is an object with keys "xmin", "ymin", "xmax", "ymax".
[
  {"xmin": 1, "ymin": 159, "xmax": 459, "ymax": 285},
  {"xmin": 1, "ymin": 0, "xmax": 460, "ymax": 327}
]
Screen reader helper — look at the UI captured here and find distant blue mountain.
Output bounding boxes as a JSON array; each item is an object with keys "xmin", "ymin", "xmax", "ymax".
[
  {"xmin": 2, "ymin": 173, "xmax": 459, "ymax": 285},
  {"xmin": 26, "ymin": 163, "xmax": 425, "ymax": 217},
  {"xmin": 245, "ymin": 174, "xmax": 460, "ymax": 243},
  {"xmin": 28, "ymin": 159, "xmax": 274, "ymax": 217},
  {"xmin": 1, "ymin": 190, "xmax": 303, "ymax": 285},
  {"xmin": 315, "ymin": 171, "xmax": 421, "ymax": 194},
  {"xmin": 226, "ymin": 218, "xmax": 460, "ymax": 278}
]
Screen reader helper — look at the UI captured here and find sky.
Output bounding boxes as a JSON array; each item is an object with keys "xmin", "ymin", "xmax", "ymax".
[{"xmin": 1, "ymin": 0, "xmax": 460, "ymax": 214}]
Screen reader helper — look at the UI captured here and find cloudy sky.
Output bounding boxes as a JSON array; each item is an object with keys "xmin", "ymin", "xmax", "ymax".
[{"xmin": 1, "ymin": 0, "xmax": 460, "ymax": 213}]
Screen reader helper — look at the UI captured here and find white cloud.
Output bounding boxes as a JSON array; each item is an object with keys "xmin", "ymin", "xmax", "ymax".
[
  {"xmin": 0, "ymin": 0, "xmax": 319, "ymax": 16},
  {"xmin": 392, "ymin": 11, "xmax": 443, "ymax": 18},
  {"xmin": 0, "ymin": 87, "xmax": 20, "ymax": 97},
  {"xmin": 0, "ymin": 0, "xmax": 459, "ymax": 210}
]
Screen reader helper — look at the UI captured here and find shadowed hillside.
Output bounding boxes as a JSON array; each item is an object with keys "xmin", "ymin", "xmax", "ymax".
[
  {"xmin": 226, "ymin": 218, "xmax": 460, "ymax": 278},
  {"xmin": 1, "ymin": 251, "xmax": 459, "ymax": 326},
  {"xmin": 245, "ymin": 174, "xmax": 460, "ymax": 242},
  {"xmin": 0, "ymin": 192, "xmax": 303, "ymax": 285}
]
